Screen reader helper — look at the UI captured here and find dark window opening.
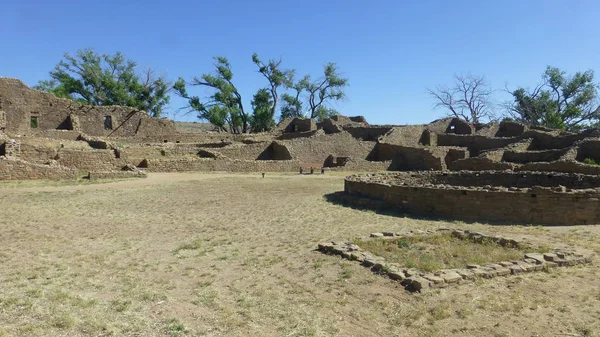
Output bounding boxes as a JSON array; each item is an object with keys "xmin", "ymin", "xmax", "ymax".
[
  {"xmin": 30, "ymin": 116, "xmax": 38, "ymax": 129},
  {"xmin": 104, "ymin": 116, "xmax": 113, "ymax": 130}
]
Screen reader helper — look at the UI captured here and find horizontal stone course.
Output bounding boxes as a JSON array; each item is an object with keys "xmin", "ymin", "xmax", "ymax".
[
  {"xmin": 343, "ymin": 171, "xmax": 600, "ymax": 225},
  {"xmin": 318, "ymin": 228, "xmax": 593, "ymax": 293}
]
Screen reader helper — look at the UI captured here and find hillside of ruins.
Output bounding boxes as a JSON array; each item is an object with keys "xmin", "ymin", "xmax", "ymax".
[{"xmin": 3, "ymin": 77, "xmax": 600, "ymax": 182}]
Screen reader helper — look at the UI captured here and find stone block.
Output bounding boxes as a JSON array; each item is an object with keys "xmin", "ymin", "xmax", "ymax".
[
  {"xmin": 441, "ymin": 271, "xmax": 462, "ymax": 283},
  {"xmin": 423, "ymin": 274, "xmax": 445, "ymax": 284},
  {"xmin": 543, "ymin": 253, "xmax": 558, "ymax": 262},
  {"xmin": 525, "ymin": 253, "xmax": 546, "ymax": 264},
  {"xmin": 403, "ymin": 277, "xmax": 431, "ymax": 292},
  {"xmin": 388, "ymin": 270, "xmax": 405, "ymax": 281},
  {"xmin": 455, "ymin": 269, "xmax": 475, "ymax": 280}
]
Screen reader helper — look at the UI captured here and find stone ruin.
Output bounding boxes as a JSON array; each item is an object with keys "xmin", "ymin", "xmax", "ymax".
[
  {"xmin": 3, "ymin": 76, "xmax": 600, "ymax": 189},
  {"xmin": 318, "ymin": 228, "xmax": 592, "ymax": 292},
  {"xmin": 342, "ymin": 171, "xmax": 600, "ymax": 225}
]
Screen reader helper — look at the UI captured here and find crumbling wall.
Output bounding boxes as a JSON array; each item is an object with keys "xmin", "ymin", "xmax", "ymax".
[
  {"xmin": 445, "ymin": 118, "xmax": 473, "ymax": 134},
  {"xmin": 54, "ymin": 149, "xmax": 118, "ymax": 171},
  {"xmin": 256, "ymin": 141, "xmax": 293, "ymax": 160},
  {"xmin": 343, "ymin": 126, "xmax": 393, "ymax": 141},
  {"xmin": 283, "ymin": 118, "xmax": 316, "ymax": 133},
  {"xmin": 279, "ymin": 132, "xmax": 375, "ymax": 166},
  {"xmin": 142, "ymin": 158, "xmax": 301, "ymax": 172},
  {"xmin": 369, "ymin": 143, "xmax": 468, "ymax": 171},
  {"xmin": 0, "ymin": 157, "xmax": 77, "ymax": 180},
  {"xmin": 345, "ymin": 172, "xmax": 600, "ymax": 225},
  {"xmin": 436, "ymin": 134, "xmax": 524, "ymax": 156},
  {"xmin": 0, "ymin": 77, "xmax": 169, "ymax": 138},
  {"xmin": 502, "ymin": 149, "xmax": 568, "ymax": 163},
  {"xmin": 448, "ymin": 157, "xmax": 514, "ymax": 171},
  {"xmin": 576, "ymin": 139, "xmax": 600, "ymax": 163},
  {"xmin": 134, "ymin": 118, "xmax": 177, "ymax": 138},
  {"xmin": 495, "ymin": 121, "xmax": 526, "ymax": 137},
  {"xmin": 87, "ymin": 170, "xmax": 147, "ymax": 180},
  {"xmin": 219, "ymin": 142, "xmax": 272, "ymax": 160}
]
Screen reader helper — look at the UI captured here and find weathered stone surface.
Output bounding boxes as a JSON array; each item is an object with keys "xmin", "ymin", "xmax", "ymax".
[
  {"xmin": 471, "ymin": 269, "xmax": 489, "ymax": 278},
  {"xmin": 441, "ymin": 271, "xmax": 462, "ymax": 283},
  {"xmin": 388, "ymin": 270, "xmax": 405, "ymax": 281},
  {"xmin": 493, "ymin": 268, "xmax": 511, "ymax": 276},
  {"xmin": 404, "ymin": 277, "xmax": 430, "ymax": 292},
  {"xmin": 423, "ymin": 274, "xmax": 445, "ymax": 284},
  {"xmin": 525, "ymin": 253, "xmax": 546, "ymax": 264},
  {"xmin": 349, "ymin": 252, "xmax": 365, "ymax": 262},
  {"xmin": 370, "ymin": 232, "xmax": 384, "ymax": 238},
  {"xmin": 344, "ymin": 171, "xmax": 600, "ymax": 226},
  {"xmin": 455, "ymin": 269, "xmax": 475, "ymax": 280},
  {"xmin": 404, "ymin": 268, "xmax": 420, "ymax": 277},
  {"xmin": 510, "ymin": 266, "xmax": 524, "ymax": 274},
  {"xmin": 543, "ymin": 253, "xmax": 558, "ymax": 262},
  {"xmin": 318, "ymin": 242, "xmax": 334, "ymax": 252}
]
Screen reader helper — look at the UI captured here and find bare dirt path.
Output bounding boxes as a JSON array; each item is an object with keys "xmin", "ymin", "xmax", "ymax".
[{"xmin": 0, "ymin": 172, "xmax": 343, "ymax": 194}]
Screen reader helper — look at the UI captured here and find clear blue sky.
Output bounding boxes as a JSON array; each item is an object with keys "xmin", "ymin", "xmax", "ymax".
[{"xmin": 1, "ymin": 0, "xmax": 599, "ymax": 124}]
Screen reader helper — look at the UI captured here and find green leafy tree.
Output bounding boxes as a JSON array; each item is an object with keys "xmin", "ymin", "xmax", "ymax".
[
  {"xmin": 506, "ymin": 66, "xmax": 600, "ymax": 130},
  {"xmin": 252, "ymin": 53, "xmax": 294, "ymax": 129},
  {"xmin": 279, "ymin": 63, "xmax": 348, "ymax": 121},
  {"xmin": 250, "ymin": 89, "xmax": 274, "ymax": 132},
  {"xmin": 35, "ymin": 48, "xmax": 170, "ymax": 117},
  {"xmin": 173, "ymin": 57, "xmax": 249, "ymax": 133},
  {"xmin": 279, "ymin": 78, "xmax": 308, "ymax": 120},
  {"xmin": 304, "ymin": 63, "xmax": 348, "ymax": 120}
]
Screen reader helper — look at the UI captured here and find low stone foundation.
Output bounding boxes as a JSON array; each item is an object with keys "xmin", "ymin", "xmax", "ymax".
[
  {"xmin": 0, "ymin": 157, "xmax": 77, "ymax": 180},
  {"xmin": 318, "ymin": 228, "xmax": 592, "ymax": 292},
  {"xmin": 344, "ymin": 171, "xmax": 600, "ymax": 225},
  {"xmin": 87, "ymin": 170, "xmax": 147, "ymax": 180},
  {"xmin": 141, "ymin": 158, "xmax": 302, "ymax": 172}
]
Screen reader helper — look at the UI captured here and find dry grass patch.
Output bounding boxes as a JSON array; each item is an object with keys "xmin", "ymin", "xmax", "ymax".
[
  {"xmin": 354, "ymin": 233, "xmax": 544, "ymax": 272},
  {"xmin": 0, "ymin": 172, "xmax": 598, "ymax": 336}
]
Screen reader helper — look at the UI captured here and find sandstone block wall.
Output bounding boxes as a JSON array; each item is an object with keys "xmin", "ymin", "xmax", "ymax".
[
  {"xmin": 345, "ymin": 172, "xmax": 600, "ymax": 225},
  {"xmin": 87, "ymin": 170, "xmax": 147, "ymax": 180},
  {"xmin": 141, "ymin": 158, "xmax": 301, "ymax": 172},
  {"xmin": 0, "ymin": 78, "xmax": 175, "ymax": 138},
  {"xmin": 0, "ymin": 158, "xmax": 77, "ymax": 180},
  {"xmin": 55, "ymin": 149, "xmax": 118, "ymax": 171}
]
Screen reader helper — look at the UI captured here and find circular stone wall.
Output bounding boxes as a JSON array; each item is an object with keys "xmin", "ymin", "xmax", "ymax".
[{"xmin": 344, "ymin": 171, "xmax": 600, "ymax": 225}]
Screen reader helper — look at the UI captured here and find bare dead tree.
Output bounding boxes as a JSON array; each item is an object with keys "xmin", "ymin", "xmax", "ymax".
[{"xmin": 428, "ymin": 74, "xmax": 494, "ymax": 124}]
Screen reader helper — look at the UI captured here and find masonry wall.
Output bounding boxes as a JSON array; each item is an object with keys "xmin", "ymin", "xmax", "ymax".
[
  {"xmin": 343, "ymin": 126, "xmax": 393, "ymax": 141},
  {"xmin": 0, "ymin": 77, "xmax": 172, "ymax": 138},
  {"xmin": 55, "ymin": 149, "xmax": 118, "ymax": 171},
  {"xmin": 370, "ymin": 143, "xmax": 468, "ymax": 170},
  {"xmin": 142, "ymin": 158, "xmax": 301, "ymax": 172},
  {"xmin": 345, "ymin": 174, "xmax": 600, "ymax": 225},
  {"xmin": 279, "ymin": 132, "xmax": 376, "ymax": 166},
  {"xmin": 502, "ymin": 149, "xmax": 568, "ymax": 163},
  {"xmin": 0, "ymin": 158, "xmax": 77, "ymax": 180}
]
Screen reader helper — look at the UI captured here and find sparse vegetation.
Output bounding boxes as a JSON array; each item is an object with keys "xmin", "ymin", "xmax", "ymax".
[
  {"xmin": 584, "ymin": 158, "xmax": 600, "ymax": 166},
  {"xmin": 0, "ymin": 172, "xmax": 597, "ymax": 336},
  {"xmin": 353, "ymin": 233, "xmax": 542, "ymax": 272}
]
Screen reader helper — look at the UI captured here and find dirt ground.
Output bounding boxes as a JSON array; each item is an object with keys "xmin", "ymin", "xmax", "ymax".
[{"xmin": 0, "ymin": 172, "xmax": 599, "ymax": 337}]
